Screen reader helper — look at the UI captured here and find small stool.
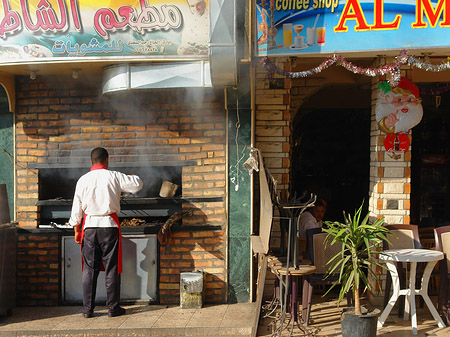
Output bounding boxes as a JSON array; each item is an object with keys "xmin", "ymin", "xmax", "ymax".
[{"xmin": 272, "ymin": 264, "xmax": 317, "ymax": 334}]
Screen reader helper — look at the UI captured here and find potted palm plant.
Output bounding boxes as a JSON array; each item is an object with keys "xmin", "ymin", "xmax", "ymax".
[{"xmin": 322, "ymin": 202, "xmax": 391, "ymax": 337}]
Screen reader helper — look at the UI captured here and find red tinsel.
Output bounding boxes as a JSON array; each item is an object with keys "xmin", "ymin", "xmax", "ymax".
[{"xmin": 261, "ymin": 50, "xmax": 450, "ymax": 87}]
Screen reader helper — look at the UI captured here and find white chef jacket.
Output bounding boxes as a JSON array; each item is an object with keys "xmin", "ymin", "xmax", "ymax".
[
  {"xmin": 298, "ymin": 211, "xmax": 323, "ymax": 238},
  {"xmin": 68, "ymin": 168, "xmax": 143, "ymax": 229}
]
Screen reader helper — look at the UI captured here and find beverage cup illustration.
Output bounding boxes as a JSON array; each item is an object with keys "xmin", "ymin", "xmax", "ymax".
[
  {"xmin": 283, "ymin": 23, "xmax": 293, "ymax": 48},
  {"xmin": 294, "ymin": 36, "xmax": 305, "ymax": 48},
  {"xmin": 293, "ymin": 24, "xmax": 304, "ymax": 35},
  {"xmin": 307, "ymin": 27, "xmax": 315, "ymax": 46},
  {"xmin": 317, "ymin": 26, "xmax": 326, "ymax": 46}
]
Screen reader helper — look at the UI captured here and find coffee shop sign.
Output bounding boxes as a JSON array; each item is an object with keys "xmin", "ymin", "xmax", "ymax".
[{"xmin": 257, "ymin": 0, "xmax": 450, "ymax": 55}]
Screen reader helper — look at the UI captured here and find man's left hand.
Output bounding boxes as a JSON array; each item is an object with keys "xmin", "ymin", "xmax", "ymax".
[{"xmin": 74, "ymin": 225, "xmax": 82, "ymax": 244}]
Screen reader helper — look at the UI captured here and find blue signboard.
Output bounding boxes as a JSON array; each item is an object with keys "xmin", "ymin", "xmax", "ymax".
[{"xmin": 256, "ymin": 0, "xmax": 449, "ymax": 56}]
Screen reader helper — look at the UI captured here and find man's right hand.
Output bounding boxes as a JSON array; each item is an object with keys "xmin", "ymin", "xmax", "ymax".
[{"xmin": 75, "ymin": 232, "xmax": 82, "ymax": 244}]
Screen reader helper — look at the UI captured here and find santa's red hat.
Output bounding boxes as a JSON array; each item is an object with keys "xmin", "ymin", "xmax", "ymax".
[{"xmin": 393, "ymin": 77, "xmax": 420, "ymax": 98}]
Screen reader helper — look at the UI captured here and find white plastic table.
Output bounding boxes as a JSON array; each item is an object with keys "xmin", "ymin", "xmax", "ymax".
[{"xmin": 377, "ymin": 248, "xmax": 446, "ymax": 335}]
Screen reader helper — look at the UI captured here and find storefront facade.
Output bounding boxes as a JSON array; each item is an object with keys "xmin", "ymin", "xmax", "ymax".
[
  {"xmin": 2, "ymin": 0, "xmax": 450, "ymax": 308},
  {"xmin": 0, "ymin": 0, "xmax": 254, "ymax": 306},
  {"xmin": 254, "ymin": 0, "xmax": 450, "ymax": 300}
]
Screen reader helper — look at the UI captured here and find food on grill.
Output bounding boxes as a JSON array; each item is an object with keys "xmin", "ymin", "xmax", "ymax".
[{"xmin": 121, "ymin": 218, "xmax": 147, "ymax": 226}]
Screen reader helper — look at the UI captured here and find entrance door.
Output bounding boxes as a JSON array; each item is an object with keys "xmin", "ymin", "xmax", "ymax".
[
  {"xmin": 411, "ymin": 84, "xmax": 450, "ymax": 228},
  {"xmin": 292, "ymin": 108, "xmax": 371, "ymax": 220},
  {"xmin": 291, "ymin": 84, "xmax": 371, "ymax": 220}
]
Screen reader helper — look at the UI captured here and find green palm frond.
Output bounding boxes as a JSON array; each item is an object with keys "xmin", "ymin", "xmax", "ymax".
[{"xmin": 322, "ymin": 201, "xmax": 393, "ymax": 313}]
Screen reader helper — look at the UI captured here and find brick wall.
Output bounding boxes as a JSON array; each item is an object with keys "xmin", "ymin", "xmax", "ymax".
[
  {"xmin": 159, "ymin": 228, "xmax": 225, "ymax": 304},
  {"xmin": 16, "ymin": 231, "xmax": 60, "ymax": 306},
  {"xmin": 14, "ymin": 75, "xmax": 227, "ymax": 304}
]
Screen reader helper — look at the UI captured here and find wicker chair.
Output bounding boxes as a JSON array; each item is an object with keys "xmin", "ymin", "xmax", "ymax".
[
  {"xmin": 433, "ymin": 225, "xmax": 450, "ymax": 326},
  {"xmin": 303, "ymin": 228, "xmax": 348, "ymax": 325}
]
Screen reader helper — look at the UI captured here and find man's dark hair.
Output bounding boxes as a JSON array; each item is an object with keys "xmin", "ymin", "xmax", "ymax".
[
  {"xmin": 315, "ymin": 198, "xmax": 327, "ymax": 208},
  {"xmin": 91, "ymin": 147, "xmax": 108, "ymax": 164}
]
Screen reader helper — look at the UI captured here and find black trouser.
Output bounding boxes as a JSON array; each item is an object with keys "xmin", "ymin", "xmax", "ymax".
[{"xmin": 82, "ymin": 227, "xmax": 120, "ymax": 314}]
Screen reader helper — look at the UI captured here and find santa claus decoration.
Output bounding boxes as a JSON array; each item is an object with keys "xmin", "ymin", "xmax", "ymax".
[
  {"xmin": 376, "ymin": 77, "xmax": 423, "ymax": 153},
  {"xmin": 376, "ymin": 77, "xmax": 423, "ymax": 134}
]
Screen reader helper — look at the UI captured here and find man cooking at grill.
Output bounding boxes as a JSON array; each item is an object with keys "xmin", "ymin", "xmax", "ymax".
[{"xmin": 68, "ymin": 147, "xmax": 143, "ymax": 318}]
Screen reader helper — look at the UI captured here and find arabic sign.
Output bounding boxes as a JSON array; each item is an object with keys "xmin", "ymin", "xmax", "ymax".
[
  {"xmin": 256, "ymin": 0, "xmax": 450, "ymax": 56},
  {"xmin": 0, "ymin": 0, "xmax": 209, "ymax": 62}
]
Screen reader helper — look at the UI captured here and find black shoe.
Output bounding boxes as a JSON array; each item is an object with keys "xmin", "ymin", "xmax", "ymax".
[
  {"xmin": 108, "ymin": 307, "xmax": 126, "ymax": 317},
  {"xmin": 83, "ymin": 312, "xmax": 93, "ymax": 318}
]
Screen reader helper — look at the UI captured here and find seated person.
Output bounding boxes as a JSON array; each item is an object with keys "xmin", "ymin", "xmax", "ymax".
[{"xmin": 298, "ymin": 199, "xmax": 327, "ymax": 238}]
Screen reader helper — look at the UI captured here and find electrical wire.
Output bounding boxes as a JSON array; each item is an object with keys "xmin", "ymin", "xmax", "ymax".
[
  {"xmin": 0, "ymin": 145, "xmax": 37, "ymax": 174},
  {"xmin": 235, "ymin": 95, "xmax": 240, "ymax": 191}
]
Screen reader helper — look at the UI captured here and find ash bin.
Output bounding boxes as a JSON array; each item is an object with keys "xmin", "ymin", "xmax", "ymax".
[{"xmin": 180, "ymin": 271, "xmax": 205, "ymax": 309}]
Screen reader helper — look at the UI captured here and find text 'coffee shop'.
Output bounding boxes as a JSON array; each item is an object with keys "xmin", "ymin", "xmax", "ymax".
[{"xmin": 253, "ymin": 0, "xmax": 450, "ymax": 300}]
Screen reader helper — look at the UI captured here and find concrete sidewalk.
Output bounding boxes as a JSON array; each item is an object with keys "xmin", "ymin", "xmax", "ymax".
[
  {"xmin": 0, "ymin": 303, "xmax": 255, "ymax": 337},
  {"xmin": 256, "ymin": 295, "xmax": 450, "ymax": 337},
  {"xmin": 3, "ymin": 296, "xmax": 450, "ymax": 337}
]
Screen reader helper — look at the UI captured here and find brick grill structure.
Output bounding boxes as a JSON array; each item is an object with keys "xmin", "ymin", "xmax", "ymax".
[{"xmin": 14, "ymin": 75, "xmax": 227, "ymax": 305}]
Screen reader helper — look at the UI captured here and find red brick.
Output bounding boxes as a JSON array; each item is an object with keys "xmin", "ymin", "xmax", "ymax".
[
  {"xmin": 377, "ymin": 199, "xmax": 383, "ymax": 210},
  {"xmin": 405, "ymin": 183, "xmax": 411, "ymax": 194},
  {"xmin": 171, "ymin": 261, "xmax": 193, "ymax": 267},
  {"xmin": 160, "ymin": 254, "xmax": 181, "ymax": 260},
  {"xmin": 147, "ymin": 124, "xmax": 169, "ymax": 131},
  {"xmin": 193, "ymin": 261, "xmax": 213, "ymax": 267},
  {"xmin": 404, "ymin": 199, "xmax": 411, "ymax": 210}
]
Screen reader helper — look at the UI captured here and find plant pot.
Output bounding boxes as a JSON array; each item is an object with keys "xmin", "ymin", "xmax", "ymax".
[{"xmin": 341, "ymin": 308, "xmax": 380, "ymax": 337}]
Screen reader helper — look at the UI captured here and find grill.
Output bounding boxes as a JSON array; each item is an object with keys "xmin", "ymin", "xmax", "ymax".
[
  {"xmin": 33, "ymin": 162, "xmax": 192, "ymax": 228},
  {"xmin": 37, "ymin": 197, "xmax": 183, "ymax": 228}
]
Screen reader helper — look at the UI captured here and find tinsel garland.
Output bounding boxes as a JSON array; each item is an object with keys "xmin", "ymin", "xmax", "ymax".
[
  {"xmin": 261, "ymin": 49, "xmax": 450, "ymax": 86},
  {"xmin": 407, "ymin": 55, "xmax": 450, "ymax": 72}
]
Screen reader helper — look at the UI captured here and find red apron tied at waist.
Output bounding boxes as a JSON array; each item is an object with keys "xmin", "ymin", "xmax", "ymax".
[{"xmin": 80, "ymin": 213, "xmax": 123, "ymax": 274}]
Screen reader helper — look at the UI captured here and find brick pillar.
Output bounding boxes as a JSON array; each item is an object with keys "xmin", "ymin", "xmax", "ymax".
[
  {"xmin": 368, "ymin": 69, "xmax": 411, "ymax": 224},
  {"xmin": 255, "ymin": 57, "xmax": 291, "ymax": 250},
  {"xmin": 368, "ymin": 59, "xmax": 412, "ymax": 304}
]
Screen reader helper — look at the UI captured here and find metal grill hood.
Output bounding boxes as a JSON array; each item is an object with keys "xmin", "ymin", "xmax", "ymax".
[{"xmin": 102, "ymin": 0, "xmax": 237, "ymax": 93}]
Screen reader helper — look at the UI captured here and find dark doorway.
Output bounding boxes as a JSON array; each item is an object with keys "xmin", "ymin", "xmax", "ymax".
[
  {"xmin": 291, "ymin": 85, "xmax": 371, "ymax": 221},
  {"xmin": 411, "ymin": 83, "xmax": 450, "ymax": 229}
]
